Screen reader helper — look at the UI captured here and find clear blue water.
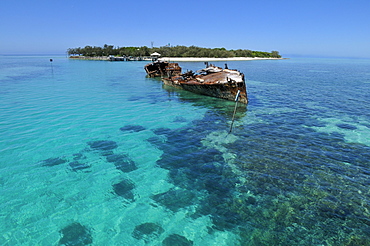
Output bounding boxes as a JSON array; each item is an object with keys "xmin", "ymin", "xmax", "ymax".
[{"xmin": 1, "ymin": 56, "xmax": 370, "ymax": 245}]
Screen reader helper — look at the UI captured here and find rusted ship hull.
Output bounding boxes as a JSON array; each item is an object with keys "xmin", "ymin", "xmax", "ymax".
[
  {"xmin": 161, "ymin": 65, "xmax": 248, "ymax": 104},
  {"xmin": 162, "ymin": 78, "xmax": 247, "ymax": 103}
]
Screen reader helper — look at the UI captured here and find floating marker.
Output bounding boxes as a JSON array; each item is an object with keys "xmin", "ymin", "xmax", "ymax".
[{"xmin": 235, "ymin": 90, "xmax": 241, "ymax": 101}]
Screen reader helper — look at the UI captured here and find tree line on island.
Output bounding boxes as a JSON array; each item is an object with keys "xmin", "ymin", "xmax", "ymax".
[{"xmin": 67, "ymin": 44, "xmax": 281, "ymax": 58}]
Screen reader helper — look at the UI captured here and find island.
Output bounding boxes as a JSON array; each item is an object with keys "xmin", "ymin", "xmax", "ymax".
[{"xmin": 67, "ymin": 44, "xmax": 283, "ymax": 61}]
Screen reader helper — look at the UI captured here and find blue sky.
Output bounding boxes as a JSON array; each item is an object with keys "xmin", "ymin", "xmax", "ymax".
[{"xmin": 1, "ymin": 0, "xmax": 369, "ymax": 58}]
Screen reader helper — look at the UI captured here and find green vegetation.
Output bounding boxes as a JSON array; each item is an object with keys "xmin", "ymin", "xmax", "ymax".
[{"xmin": 67, "ymin": 44, "xmax": 281, "ymax": 58}]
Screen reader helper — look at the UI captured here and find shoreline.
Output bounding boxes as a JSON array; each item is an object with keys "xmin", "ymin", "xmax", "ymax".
[
  {"xmin": 159, "ymin": 57, "xmax": 287, "ymax": 62},
  {"xmin": 69, "ymin": 56, "xmax": 286, "ymax": 61}
]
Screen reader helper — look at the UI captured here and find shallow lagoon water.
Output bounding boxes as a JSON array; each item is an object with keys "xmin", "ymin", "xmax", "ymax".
[{"xmin": 1, "ymin": 56, "xmax": 370, "ymax": 245}]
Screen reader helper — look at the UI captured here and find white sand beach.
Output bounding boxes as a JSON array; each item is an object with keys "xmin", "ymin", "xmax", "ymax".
[{"xmin": 158, "ymin": 57, "xmax": 284, "ymax": 62}]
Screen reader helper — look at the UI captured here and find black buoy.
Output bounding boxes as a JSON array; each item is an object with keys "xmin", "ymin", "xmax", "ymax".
[{"xmin": 50, "ymin": 58, "xmax": 54, "ymax": 75}]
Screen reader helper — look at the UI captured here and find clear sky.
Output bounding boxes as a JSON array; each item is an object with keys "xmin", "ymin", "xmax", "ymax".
[{"xmin": 1, "ymin": 0, "xmax": 369, "ymax": 58}]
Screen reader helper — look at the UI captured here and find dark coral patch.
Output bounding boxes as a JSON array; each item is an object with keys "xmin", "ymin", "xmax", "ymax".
[
  {"xmin": 72, "ymin": 153, "xmax": 84, "ymax": 160},
  {"xmin": 100, "ymin": 150, "xmax": 115, "ymax": 157},
  {"xmin": 112, "ymin": 179, "xmax": 135, "ymax": 201},
  {"xmin": 173, "ymin": 116, "xmax": 187, "ymax": 123},
  {"xmin": 69, "ymin": 161, "xmax": 91, "ymax": 172},
  {"xmin": 152, "ymin": 127, "xmax": 171, "ymax": 136},
  {"xmin": 151, "ymin": 188, "xmax": 196, "ymax": 212},
  {"xmin": 336, "ymin": 123, "xmax": 357, "ymax": 130},
  {"xmin": 132, "ymin": 222, "xmax": 164, "ymax": 243},
  {"xmin": 162, "ymin": 234, "xmax": 193, "ymax": 246},
  {"xmin": 41, "ymin": 157, "xmax": 67, "ymax": 167},
  {"xmin": 106, "ymin": 154, "xmax": 137, "ymax": 173},
  {"xmin": 147, "ymin": 111, "xmax": 249, "ymax": 231},
  {"xmin": 87, "ymin": 140, "xmax": 118, "ymax": 151},
  {"xmin": 58, "ymin": 222, "xmax": 92, "ymax": 246},
  {"xmin": 304, "ymin": 118, "xmax": 327, "ymax": 127},
  {"xmin": 119, "ymin": 125, "xmax": 146, "ymax": 132},
  {"xmin": 147, "ymin": 136, "xmax": 163, "ymax": 146}
]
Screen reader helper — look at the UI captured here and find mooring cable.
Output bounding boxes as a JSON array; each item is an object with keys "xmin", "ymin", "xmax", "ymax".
[{"xmin": 228, "ymin": 90, "xmax": 240, "ymax": 134}]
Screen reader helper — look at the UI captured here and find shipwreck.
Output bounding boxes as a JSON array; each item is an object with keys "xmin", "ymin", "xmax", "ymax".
[
  {"xmin": 144, "ymin": 60, "xmax": 182, "ymax": 78},
  {"xmin": 161, "ymin": 63, "xmax": 248, "ymax": 104}
]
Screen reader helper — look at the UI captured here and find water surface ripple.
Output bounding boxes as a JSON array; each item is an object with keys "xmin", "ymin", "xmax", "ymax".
[{"xmin": 1, "ymin": 56, "xmax": 370, "ymax": 245}]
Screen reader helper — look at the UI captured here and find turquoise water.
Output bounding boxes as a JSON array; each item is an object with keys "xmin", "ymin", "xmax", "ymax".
[{"xmin": 1, "ymin": 56, "xmax": 370, "ymax": 245}]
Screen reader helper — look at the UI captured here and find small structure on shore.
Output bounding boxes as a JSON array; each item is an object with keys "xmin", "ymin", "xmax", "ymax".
[{"xmin": 150, "ymin": 52, "xmax": 161, "ymax": 61}]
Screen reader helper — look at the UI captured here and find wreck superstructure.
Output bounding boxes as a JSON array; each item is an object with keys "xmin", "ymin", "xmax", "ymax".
[
  {"xmin": 162, "ymin": 65, "xmax": 248, "ymax": 104},
  {"xmin": 144, "ymin": 61, "xmax": 182, "ymax": 78}
]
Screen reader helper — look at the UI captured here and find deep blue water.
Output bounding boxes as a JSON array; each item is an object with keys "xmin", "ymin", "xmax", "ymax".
[{"xmin": 1, "ymin": 56, "xmax": 370, "ymax": 245}]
